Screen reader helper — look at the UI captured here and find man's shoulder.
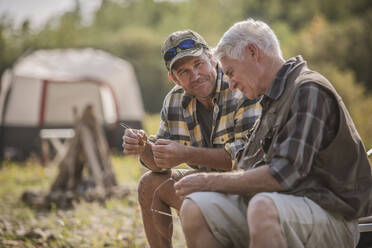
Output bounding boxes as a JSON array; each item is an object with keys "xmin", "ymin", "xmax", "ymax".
[
  {"xmin": 162, "ymin": 85, "xmax": 186, "ymax": 106},
  {"xmin": 296, "ymin": 82, "xmax": 337, "ymax": 104},
  {"xmin": 167, "ymin": 85, "xmax": 185, "ymax": 97}
]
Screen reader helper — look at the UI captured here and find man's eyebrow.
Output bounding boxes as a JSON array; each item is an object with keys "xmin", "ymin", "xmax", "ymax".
[
  {"xmin": 193, "ymin": 58, "xmax": 203, "ymax": 64},
  {"xmin": 176, "ymin": 67, "xmax": 187, "ymax": 74}
]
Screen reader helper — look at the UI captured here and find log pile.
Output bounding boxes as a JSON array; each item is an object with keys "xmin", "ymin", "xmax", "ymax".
[{"xmin": 22, "ymin": 106, "xmax": 130, "ymax": 209}]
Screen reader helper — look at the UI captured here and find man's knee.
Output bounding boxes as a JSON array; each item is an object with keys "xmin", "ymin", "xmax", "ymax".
[
  {"xmin": 138, "ymin": 171, "xmax": 170, "ymax": 205},
  {"xmin": 247, "ymin": 195, "xmax": 280, "ymax": 234},
  {"xmin": 180, "ymin": 199, "xmax": 205, "ymax": 231},
  {"xmin": 248, "ymin": 194, "xmax": 278, "ymax": 218}
]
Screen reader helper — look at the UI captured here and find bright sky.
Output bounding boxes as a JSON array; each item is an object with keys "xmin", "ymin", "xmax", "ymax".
[{"xmin": 0, "ymin": 0, "xmax": 102, "ymax": 28}]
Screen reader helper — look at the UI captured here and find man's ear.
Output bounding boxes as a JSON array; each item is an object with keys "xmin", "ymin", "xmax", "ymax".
[
  {"xmin": 245, "ymin": 43, "xmax": 259, "ymax": 60},
  {"xmin": 169, "ymin": 73, "xmax": 180, "ymax": 85},
  {"xmin": 211, "ymin": 56, "xmax": 218, "ymax": 68}
]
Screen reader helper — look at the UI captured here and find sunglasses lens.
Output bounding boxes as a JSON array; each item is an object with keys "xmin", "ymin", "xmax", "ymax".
[
  {"xmin": 164, "ymin": 48, "xmax": 177, "ymax": 61},
  {"xmin": 163, "ymin": 39, "xmax": 198, "ymax": 62},
  {"xmin": 178, "ymin": 39, "xmax": 196, "ymax": 50}
]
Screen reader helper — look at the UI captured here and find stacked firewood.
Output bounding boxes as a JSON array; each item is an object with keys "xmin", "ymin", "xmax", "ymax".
[{"xmin": 22, "ymin": 106, "xmax": 130, "ymax": 209}]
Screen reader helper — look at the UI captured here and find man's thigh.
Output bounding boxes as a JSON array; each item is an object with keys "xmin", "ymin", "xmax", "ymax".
[
  {"xmin": 145, "ymin": 168, "xmax": 194, "ymax": 187},
  {"xmin": 150, "ymin": 168, "xmax": 195, "ymax": 210},
  {"xmin": 259, "ymin": 192, "xmax": 359, "ymax": 248},
  {"xmin": 186, "ymin": 192, "xmax": 250, "ymax": 248},
  {"xmin": 170, "ymin": 168, "xmax": 195, "ymax": 181},
  {"xmin": 187, "ymin": 192, "xmax": 359, "ymax": 248}
]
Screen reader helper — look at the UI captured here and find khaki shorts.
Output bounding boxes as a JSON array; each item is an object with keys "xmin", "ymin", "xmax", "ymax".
[{"xmin": 187, "ymin": 192, "xmax": 359, "ymax": 248}]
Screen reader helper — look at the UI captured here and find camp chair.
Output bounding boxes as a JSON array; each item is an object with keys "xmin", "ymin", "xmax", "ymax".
[
  {"xmin": 356, "ymin": 148, "xmax": 372, "ymax": 248},
  {"xmin": 359, "ymin": 148, "xmax": 372, "ymax": 230}
]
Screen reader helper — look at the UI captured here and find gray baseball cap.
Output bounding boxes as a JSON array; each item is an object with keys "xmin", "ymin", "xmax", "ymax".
[{"xmin": 161, "ymin": 30, "xmax": 209, "ymax": 71}]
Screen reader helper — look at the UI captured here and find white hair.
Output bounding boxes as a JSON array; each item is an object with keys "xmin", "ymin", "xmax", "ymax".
[{"xmin": 214, "ymin": 18, "xmax": 283, "ymax": 61}]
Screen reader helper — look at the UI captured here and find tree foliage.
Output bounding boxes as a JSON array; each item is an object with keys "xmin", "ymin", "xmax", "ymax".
[{"xmin": 0, "ymin": 0, "xmax": 371, "ymax": 145}]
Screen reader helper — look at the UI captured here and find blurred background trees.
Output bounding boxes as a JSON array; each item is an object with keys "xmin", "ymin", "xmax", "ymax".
[{"xmin": 1, "ymin": 0, "xmax": 371, "ymax": 147}]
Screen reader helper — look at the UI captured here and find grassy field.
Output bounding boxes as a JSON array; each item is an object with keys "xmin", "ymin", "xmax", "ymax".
[
  {"xmin": 0, "ymin": 114, "xmax": 186, "ymax": 248},
  {"xmin": 3, "ymin": 115, "xmax": 370, "ymax": 248}
]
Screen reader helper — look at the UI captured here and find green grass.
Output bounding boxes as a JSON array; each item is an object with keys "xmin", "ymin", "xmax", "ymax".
[
  {"xmin": 1, "ymin": 114, "xmax": 371, "ymax": 248},
  {"xmin": 0, "ymin": 114, "xmax": 186, "ymax": 247},
  {"xmin": 0, "ymin": 157, "xmax": 186, "ymax": 248},
  {"xmin": 142, "ymin": 114, "xmax": 161, "ymax": 137}
]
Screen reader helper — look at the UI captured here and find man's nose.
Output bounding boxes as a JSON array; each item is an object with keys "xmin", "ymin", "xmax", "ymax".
[{"xmin": 190, "ymin": 68, "xmax": 199, "ymax": 81}]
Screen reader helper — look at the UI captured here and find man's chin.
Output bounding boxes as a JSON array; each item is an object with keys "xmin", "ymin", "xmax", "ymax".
[
  {"xmin": 194, "ymin": 83, "xmax": 210, "ymax": 93},
  {"xmin": 243, "ymin": 89, "xmax": 256, "ymax": 99},
  {"xmin": 195, "ymin": 89, "xmax": 214, "ymax": 100},
  {"xmin": 193, "ymin": 80, "xmax": 208, "ymax": 90}
]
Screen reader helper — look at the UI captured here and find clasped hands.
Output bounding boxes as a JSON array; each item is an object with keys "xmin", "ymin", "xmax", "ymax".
[
  {"xmin": 122, "ymin": 128, "xmax": 211, "ymax": 199},
  {"xmin": 122, "ymin": 128, "xmax": 186, "ymax": 169}
]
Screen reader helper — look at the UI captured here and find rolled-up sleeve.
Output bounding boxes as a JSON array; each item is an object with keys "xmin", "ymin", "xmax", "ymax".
[{"xmin": 269, "ymin": 83, "xmax": 338, "ymax": 190}]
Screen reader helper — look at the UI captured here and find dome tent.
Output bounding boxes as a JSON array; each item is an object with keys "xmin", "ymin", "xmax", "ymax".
[{"xmin": 0, "ymin": 48, "xmax": 144, "ymax": 160}]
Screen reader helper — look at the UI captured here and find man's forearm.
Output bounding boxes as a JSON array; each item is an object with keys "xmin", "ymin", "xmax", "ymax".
[
  {"xmin": 183, "ymin": 147, "xmax": 232, "ymax": 171},
  {"xmin": 206, "ymin": 165, "xmax": 284, "ymax": 195}
]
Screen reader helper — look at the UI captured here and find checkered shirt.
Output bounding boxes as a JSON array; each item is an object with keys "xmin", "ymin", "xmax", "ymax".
[{"xmin": 153, "ymin": 66, "xmax": 261, "ymax": 171}]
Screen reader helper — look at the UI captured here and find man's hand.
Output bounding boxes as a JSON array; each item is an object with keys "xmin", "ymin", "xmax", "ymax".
[
  {"xmin": 174, "ymin": 173, "xmax": 210, "ymax": 199},
  {"xmin": 152, "ymin": 139, "xmax": 187, "ymax": 169},
  {"xmin": 122, "ymin": 128, "xmax": 148, "ymax": 155}
]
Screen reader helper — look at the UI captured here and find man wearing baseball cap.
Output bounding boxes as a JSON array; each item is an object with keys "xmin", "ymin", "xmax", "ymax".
[{"xmin": 122, "ymin": 30, "xmax": 261, "ymax": 247}]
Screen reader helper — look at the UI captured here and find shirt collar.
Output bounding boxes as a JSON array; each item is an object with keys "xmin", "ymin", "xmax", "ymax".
[
  {"xmin": 181, "ymin": 64, "xmax": 222, "ymax": 109},
  {"xmin": 260, "ymin": 58, "xmax": 296, "ymax": 108}
]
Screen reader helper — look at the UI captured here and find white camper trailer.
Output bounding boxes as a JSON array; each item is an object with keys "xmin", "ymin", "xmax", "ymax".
[{"xmin": 0, "ymin": 48, "xmax": 144, "ymax": 160}]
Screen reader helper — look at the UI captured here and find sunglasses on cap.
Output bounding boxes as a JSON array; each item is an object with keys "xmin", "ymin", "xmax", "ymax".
[{"xmin": 163, "ymin": 39, "xmax": 205, "ymax": 62}]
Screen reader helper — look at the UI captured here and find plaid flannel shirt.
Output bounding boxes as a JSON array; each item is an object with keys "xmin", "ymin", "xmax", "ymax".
[
  {"xmin": 151, "ymin": 66, "xmax": 261, "ymax": 171},
  {"xmin": 260, "ymin": 58, "xmax": 339, "ymax": 189}
]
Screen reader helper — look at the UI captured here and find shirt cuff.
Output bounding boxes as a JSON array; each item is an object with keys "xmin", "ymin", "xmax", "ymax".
[
  {"xmin": 225, "ymin": 141, "xmax": 245, "ymax": 166},
  {"xmin": 268, "ymin": 157, "xmax": 301, "ymax": 190}
]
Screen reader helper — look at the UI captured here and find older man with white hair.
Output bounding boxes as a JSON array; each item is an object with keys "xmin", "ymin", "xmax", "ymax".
[{"xmin": 174, "ymin": 19, "xmax": 372, "ymax": 248}]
